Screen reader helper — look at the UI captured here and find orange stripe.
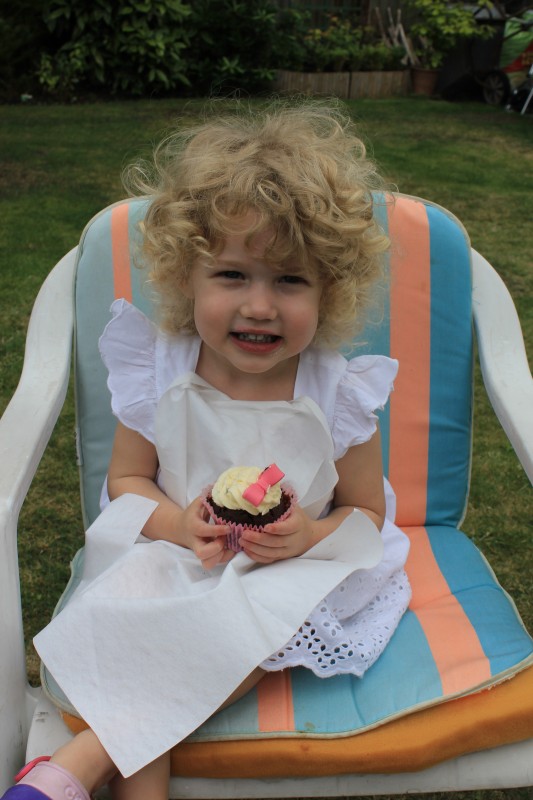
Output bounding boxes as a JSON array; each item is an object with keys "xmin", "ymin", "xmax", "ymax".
[
  {"xmin": 406, "ymin": 526, "xmax": 491, "ymax": 694},
  {"xmin": 387, "ymin": 197, "xmax": 431, "ymax": 527},
  {"xmin": 256, "ymin": 671, "xmax": 295, "ymax": 732},
  {"xmin": 111, "ymin": 203, "xmax": 132, "ymax": 302}
]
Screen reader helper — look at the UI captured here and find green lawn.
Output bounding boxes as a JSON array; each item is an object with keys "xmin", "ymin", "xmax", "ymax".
[{"xmin": 1, "ymin": 97, "xmax": 532, "ymax": 800}]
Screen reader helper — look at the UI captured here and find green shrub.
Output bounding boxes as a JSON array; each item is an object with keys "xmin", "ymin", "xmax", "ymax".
[
  {"xmin": 268, "ymin": 7, "xmax": 311, "ymax": 73},
  {"xmin": 183, "ymin": 0, "xmax": 286, "ymax": 95},
  {"xmin": 349, "ymin": 43, "xmax": 405, "ymax": 72},
  {"xmin": 0, "ymin": 0, "xmax": 50, "ymax": 101},
  {"xmin": 37, "ymin": 0, "xmax": 191, "ymax": 99},
  {"xmin": 406, "ymin": 0, "xmax": 494, "ymax": 69},
  {"xmin": 2, "ymin": 1, "xmax": 405, "ymax": 103},
  {"xmin": 302, "ymin": 16, "xmax": 363, "ymax": 72},
  {"xmin": 283, "ymin": 16, "xmax": 406, "ymax": 73}
]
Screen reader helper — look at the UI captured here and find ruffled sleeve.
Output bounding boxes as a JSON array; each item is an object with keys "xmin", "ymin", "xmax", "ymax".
[
  {"xmin": 98, "ymin": 299, "xmax": 158, "ymax": 443},
  {"xmin": 332, "ymin": 355, "xmax": 398, "ymax": 460}
]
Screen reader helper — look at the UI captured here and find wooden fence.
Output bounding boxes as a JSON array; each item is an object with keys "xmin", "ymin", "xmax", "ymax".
[{"xmin": 276, "ymin": 68, "xmax": 411, "ymax": 98}]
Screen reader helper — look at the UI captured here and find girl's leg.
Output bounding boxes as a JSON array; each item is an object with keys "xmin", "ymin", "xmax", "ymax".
[
  {"xmin": 50, "ymin": 728, "xmax": 117, "ymax": 792},
  {"xmin": 2, "ymin": 730, "xmax": 116, "ymax": 800},
  {"xmin": 109, "ymin": 668, "xmax": 266, "ymax": 800},
  {"xmin": 4, "ymin": 668, "xmax": 267, "ymax": 800},
  {"xmin": 110, "ymin": 751, "xmax": 170, "ymax": 800}
]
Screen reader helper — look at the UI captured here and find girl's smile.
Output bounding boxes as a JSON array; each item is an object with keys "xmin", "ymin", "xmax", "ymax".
[
  {"xmin": 183, "ymin": 211, "xmax": 322, "ymax": 397},
  {"xmin": 230, "ymin": 330, "xmax": 283, "ymax": 354}
]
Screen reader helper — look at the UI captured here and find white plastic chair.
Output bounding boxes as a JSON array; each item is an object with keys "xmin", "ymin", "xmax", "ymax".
[{"xmin": 1, "ymin": 195, "xmax": 532, "ymax": 797}]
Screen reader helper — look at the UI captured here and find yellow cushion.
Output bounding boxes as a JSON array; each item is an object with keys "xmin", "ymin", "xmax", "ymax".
[{"xmin": 62, "ymin": 665, "xmax": 533, "ymax": 777}]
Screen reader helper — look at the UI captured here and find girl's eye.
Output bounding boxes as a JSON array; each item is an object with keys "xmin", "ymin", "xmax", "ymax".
[
  {"xmin": 216, "ymin": 270, "xmax": 244, "ymax": 280},
  {"xmin": 279, "ymin": 274, "xmax": 308, "ymax": 285}
]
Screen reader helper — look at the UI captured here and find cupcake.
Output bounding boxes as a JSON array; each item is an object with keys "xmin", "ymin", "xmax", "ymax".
[{"xmin": 203, "ymin": 464, "xmax": 294, "ymax": 551}]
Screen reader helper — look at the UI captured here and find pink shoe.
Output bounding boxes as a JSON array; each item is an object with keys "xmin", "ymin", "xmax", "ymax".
[{"xmin": 1, "ymin": 757, "xmax": 90, "ymax": 800}]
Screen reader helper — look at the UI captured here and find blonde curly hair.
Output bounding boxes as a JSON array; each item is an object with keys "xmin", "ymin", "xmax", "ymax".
[{"xmin": 126, "ymin": 100, "xmax": 390, "ymax": 348}]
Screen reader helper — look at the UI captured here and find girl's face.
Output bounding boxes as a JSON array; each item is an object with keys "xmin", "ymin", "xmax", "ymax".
[{"xmin": 184, "ymin": 211, "xmax": 322, "ymax": 392}]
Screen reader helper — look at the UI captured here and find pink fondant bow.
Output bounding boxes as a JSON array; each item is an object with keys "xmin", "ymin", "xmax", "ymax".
[{"xmin": 242, "ymin": 464, "xmax": 285, "ymax": 507}]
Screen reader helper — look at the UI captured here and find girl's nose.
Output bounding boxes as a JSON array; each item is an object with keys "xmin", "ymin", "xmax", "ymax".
[{"xmin": 240, "ymin": 283, "xmax": 277, "ymax": 320}]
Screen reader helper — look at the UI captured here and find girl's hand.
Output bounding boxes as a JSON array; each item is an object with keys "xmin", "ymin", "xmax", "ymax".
[
  {"xmin": 239, "ymin": 505, "xmax": 316, "ymax": 564},
  {"xmin": 179, "ymin": 497, "xmax": 235, "ymax": 571}
]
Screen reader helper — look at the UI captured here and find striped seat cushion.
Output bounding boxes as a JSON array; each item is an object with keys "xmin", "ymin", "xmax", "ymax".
[
  {"xmin": 55, "ymin": 525, "xmax": 533, "ymax": 774},
  {"xmin": 42, "ymin": 194, "xmax": 533, "ymax": 774},
  {"xmin": 366, "ymin": 194, "xmax": 474, "ymax": 529}
]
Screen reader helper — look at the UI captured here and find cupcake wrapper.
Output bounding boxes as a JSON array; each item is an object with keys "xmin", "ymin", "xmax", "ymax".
[{"xmin": 201, "ymin": 485, "xmax": 295, "ymax": 552}]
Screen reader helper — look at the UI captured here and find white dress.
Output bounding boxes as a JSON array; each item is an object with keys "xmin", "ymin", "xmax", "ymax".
[{"xmin": 34, "ymin": 299, "xmax": 411, "ymax": 778}]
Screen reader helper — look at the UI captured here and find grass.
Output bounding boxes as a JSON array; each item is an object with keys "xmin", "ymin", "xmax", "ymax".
[{"xmin": 1, "ymin": 97, "xmax": 532, "ymax": 800}]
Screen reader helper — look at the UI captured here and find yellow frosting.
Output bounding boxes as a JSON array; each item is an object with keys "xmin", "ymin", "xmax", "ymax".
[{"xmin": 211, "ymin": 466, "xmax": 282, "ymax": 516}]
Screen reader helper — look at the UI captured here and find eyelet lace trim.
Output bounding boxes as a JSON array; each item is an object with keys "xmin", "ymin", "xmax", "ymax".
[{"xmin": 262, "ymin": 568, "xmax": 411, "ymax": 677}]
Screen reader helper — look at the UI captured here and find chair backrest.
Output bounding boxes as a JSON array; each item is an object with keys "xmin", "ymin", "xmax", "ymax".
[{"xmin": 74, "ymin": 194, "xmax": 473, "ymax": 531}]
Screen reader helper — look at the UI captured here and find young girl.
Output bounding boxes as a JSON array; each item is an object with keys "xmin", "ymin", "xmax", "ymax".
[{"xmin": 6, "ymin": 101, "xmax": 411, "ymax": 800}]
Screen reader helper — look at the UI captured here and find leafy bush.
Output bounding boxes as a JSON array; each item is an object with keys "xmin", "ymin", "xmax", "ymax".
[
  {"xmin": 406, "ymin": 0, "xmax": 494, "ymax": 69},
  {"xmin": 267, "ymin": 7, "xmax": 312, "ymax": 74},
  {"xmin": 0, "ymin": 0, "xmax": 50, "ymax": 101},
  {"xmin": 183, "ymin": 0, "xmax": 287, "ymax": 96},
  {"xmin": 303, "ymin": 16, "xmax": 363, "ymax": 72},
  {"xmin": 1, "ymin": 0, "xmax": 405, "ymax": 103},
  {"xmin": 280, "ymin": 15, "xmax": 405, "ymax": 73},
  {"xmin": 349, "ymin": 43, "xmax": 405, "ymax": 72},
  {"xmin": 37, "ymin": 0, "xmax": 191, "ymax": 99}
]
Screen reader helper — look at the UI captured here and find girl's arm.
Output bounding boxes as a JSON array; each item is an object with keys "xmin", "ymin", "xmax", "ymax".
[
  {"xmin": 331, "ymin": 425, "xmax": 386, "ymax": 532},
  {"xmin": 240, "ymin": 427, "xmax": 386, "ymax": 564},
  {"xmin": 107, "ymin": 421, "xmax": 232, "ymax": 568}
]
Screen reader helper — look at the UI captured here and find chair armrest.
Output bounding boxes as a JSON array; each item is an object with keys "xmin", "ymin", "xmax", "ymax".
[
  {"xmin": 0, "ymin": 248, "xmax": 77, "ymax": 517},
  {"xmin": 471, "ymin": 249, "xmax": 533, "ymax": 484},
  {"xmin": 0, "ymin": 247, "xmax": 76, "ymax": 753}
]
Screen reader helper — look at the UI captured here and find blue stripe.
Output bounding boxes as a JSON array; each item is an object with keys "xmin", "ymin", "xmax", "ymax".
[
  {"xmin": 426, "ymin": 527, "xmax": 533, "ymax": 675},
  {"xmin": 76, "ymin": 208, "xmax": 118, "ymax": 525},
  {"xmin": 191, "ymin": 685, "xmax": 260, "ymax": 739},
  {"xmin": 290, "ymin": 611, "xmax": 442, "ymax": 733},
  {"xmin": 349, "ymin": 610, "xmax": 443, "ymax": 717},
  {"xmin": 292, "ymin": 669, "xmax": 364, "ymax": 733},
  {"xmin": 426, "ymin": 204, "xmax": 473, "ymax": 526}
]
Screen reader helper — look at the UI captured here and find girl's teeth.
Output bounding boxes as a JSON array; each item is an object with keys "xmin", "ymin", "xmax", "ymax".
[{"xmin": 236, "ymin": 333, "xmax": 276, "ymax": 342}]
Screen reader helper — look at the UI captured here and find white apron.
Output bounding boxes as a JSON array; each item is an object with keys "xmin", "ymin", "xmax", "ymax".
[{"xmin": 34, "ymin": 374, "xmax": 383, "ymax": 777}]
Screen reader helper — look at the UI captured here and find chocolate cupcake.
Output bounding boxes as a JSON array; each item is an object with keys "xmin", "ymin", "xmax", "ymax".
[{"xmin": 203, "ymin": 464, "xmax": 294, "ymax": 551}]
